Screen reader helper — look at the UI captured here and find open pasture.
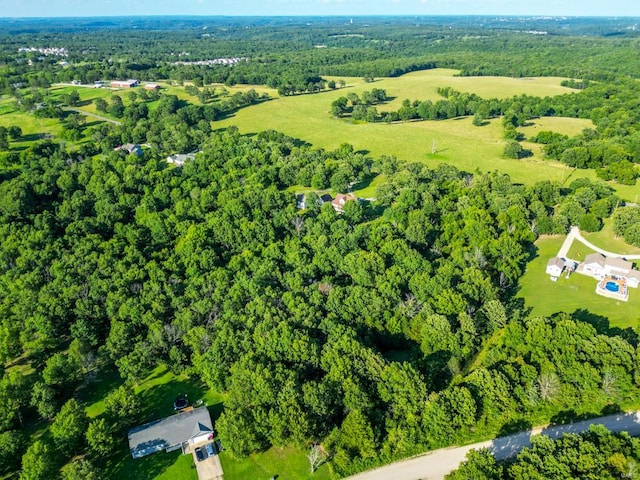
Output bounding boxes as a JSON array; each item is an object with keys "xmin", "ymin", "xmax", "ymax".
[
  {"xmin": 344, "ymin": 68, "xmax": 578, "ymax": 111},
  {"xmin": 216, "ymin": 70, "xmax": 602, "ymax": 189}
]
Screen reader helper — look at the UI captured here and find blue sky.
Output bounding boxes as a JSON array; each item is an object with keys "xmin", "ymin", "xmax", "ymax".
[{"xmin": 1, "ymin": 0, "xmax": 640, "ymax": 18}]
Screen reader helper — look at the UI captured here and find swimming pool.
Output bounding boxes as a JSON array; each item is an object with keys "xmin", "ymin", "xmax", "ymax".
[{"xmin": 605, "ymin": 281, "xmax": 620, "ymax": 293}]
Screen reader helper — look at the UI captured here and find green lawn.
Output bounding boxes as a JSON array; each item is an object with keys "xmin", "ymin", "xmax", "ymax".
[
  {"xmin": 214, "ymin": 69, "xmax": 639, "ymax": 200},
  {"xmin": 517, "ymin": 235, "xmax": 640, "ymax": 330},
  {"xmin": 566, "ymin": 239, "xmax": 598, "ymax": 262},
  {"xmin": 220, "ymin": 444, "xmax": 333, "ymax": 480},
  {"xmin": 582, "ymin": 217, "xmax": 640, "ymax": 256},
  {"xmin": 0, "ymin": 98, "xmax": 64, "ymax": 150}
]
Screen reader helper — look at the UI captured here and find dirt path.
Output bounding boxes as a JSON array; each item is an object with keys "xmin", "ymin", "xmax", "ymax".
[
  {"xmin": 63, "ymin": 107, "xmax": 122, "ymax": 126},
  {"xmin": 345, "ymin": 410, "xmax": 640, "ymax": 480}
]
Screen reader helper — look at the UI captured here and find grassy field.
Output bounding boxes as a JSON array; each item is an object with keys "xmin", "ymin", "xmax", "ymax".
[
  {"xmin": 582, "ymin": 217, "xmax": 640, "ymax": 256},
  {"xmin": 214, "ymin": 69, "xmax": 640, "ymax": 200},
  {"xmin": 220, "ymin": 445, "xmax": 333, "ymax": 480},
  {"xmin": 328, "ymin": 69, "xmax": 575, "ymax": 111},
  {"xmin": 517, "ymin": 235, "xmax": 640, "ymax": 330},
  {"xmin": 0, "ymin": 97, "xmax": 64, "ymax": 150}
]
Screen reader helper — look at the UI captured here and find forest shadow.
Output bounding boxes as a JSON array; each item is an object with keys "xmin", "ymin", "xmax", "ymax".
[
  {"xmin": 101, "ymin": 446, "xmax": 187, "ymax": 480},
  {"xmin": 547, "ymin": 409, "xmax": 594, "ymax": 426},
  {"xmin": 138, "ymin": 377, "xmax": 211, "ymax": 422},
  {"xmin": 350, "ymin": 173, "xmax": 378, "ymax": 192},
  {"xmin": 525, "ymin": 242, "xmax": 539, "ymax": 262},
  {"xmin": 569, "ymin": 308, "xmax": 639, "ymax": 345},
  {"xmin": 20, "ymin": 133, "xmax": 49, "ymax": 142},
  {"xmin": 497, "ymin": 418, "xmax": 532, "ymax": 437}
]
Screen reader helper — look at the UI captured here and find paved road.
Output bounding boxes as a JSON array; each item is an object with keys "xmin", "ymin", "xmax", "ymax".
[
  {"xmin": 557, "ymin": 226, "xmax": 640, "ymax": 260},
  {"xmin": 63, "ymin": 107, "xmax": 122, "ymax": 126},
  {"xmin": 345, "ymin": 410, "xmax": 640, "ymax": 480}
]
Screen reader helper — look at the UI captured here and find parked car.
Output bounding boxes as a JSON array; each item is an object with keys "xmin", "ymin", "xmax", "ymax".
[
  {"xmin": 195, "ymin": 447, "xmax": 204, "ymax": 462},
  {"xmin": 206, "ymin": 442, "xmax": 216, "ymax": 456}
]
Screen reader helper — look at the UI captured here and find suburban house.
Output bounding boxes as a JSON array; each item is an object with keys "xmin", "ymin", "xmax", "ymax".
[
  {"xmin": 128, "ymin": 406, "xmax": 213, "ymax": 459},
  {"xmin": 110, "ymin": 79, "xmax": 139, "ymax": 88},
  {"xmin": 296, "ymin": 194, "xmax": 306, "ymax": 210},
  {"xmin": 115, "ymin": 143, "xmax": 143, "ymax": 156},
  {"xmin": 331, "ymin": 193, "xmax": 358, "ymax": 213},
  {"xmin": 581, "ymin": 253, "xmax": 635, "ymax": 279},
  {"xmin": 166, "ymin": 152, "xmax": 196, "ymax": 166},
  {"xmin": 145, "ymin": 83, "xmax": 161, "ymax": 90},
  {"xmin": 546, "ymin": 257, "xmax": 565, "ymax": 279}
]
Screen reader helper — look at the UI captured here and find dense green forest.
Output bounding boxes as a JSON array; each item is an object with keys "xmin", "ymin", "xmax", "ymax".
[{"xmin": 1, "ymin": 15, "xmax": 640, "ymax": 480}]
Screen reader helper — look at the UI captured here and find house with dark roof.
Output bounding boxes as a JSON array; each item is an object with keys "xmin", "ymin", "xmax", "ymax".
[
  {"xmin": 115, "ymin": 143, "xmax": 143, "ymax": 156},
  {"xmin": 128, "ymin": 406, "xmax": 213, "ymax": 459}
]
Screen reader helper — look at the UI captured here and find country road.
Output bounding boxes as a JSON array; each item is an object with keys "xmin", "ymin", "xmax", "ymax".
[
  {"xmin": 63, "ymin": 107, "xmax": 122, "ymax": 126},
  {"xmin": 345, "ymin": 410, "xmax": 640, "ymax": 480}
]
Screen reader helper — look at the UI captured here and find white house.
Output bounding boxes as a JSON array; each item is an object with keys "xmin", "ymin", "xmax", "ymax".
[
  {"xmin": 581, "ymin": 253, "xmax": 635, "ymax": 279},
  {"xmin": 110, "ymin": 79, "xmax": 139, "ymax": 88},
  {"xmin": 166, "ymin": 153, "xmax": 196, "ymax": 166},
  {"xmin": 546, "ymin": 257, "xmax": 565, "ymax": 278},
  {"xmin": 627, "ymin": 270, "xmax": 640, "ymax": 288}
]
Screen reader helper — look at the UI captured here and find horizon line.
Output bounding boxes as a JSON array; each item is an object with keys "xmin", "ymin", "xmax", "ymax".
[{"xmin": 1, "ymin": 14, "xmax": 639, "ymax": 19}]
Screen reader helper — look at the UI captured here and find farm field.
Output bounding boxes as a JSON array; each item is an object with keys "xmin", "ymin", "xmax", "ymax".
[
  {"xmin": 213, "ymin": 69, "xmax": 640, "ymax": 198},
  {"xmin": 517, "ymin": 235, "xmax": 640, "ymax": 330}
]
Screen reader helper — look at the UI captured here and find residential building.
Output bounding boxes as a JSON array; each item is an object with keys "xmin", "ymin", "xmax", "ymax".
[
  {"xmin": 128, "ymin": 407, "xmax": 213, "ymax": 459},
  {"xmin": 166, "ymin": 152, "xmax": 196, "ymax": 166},
  {"xmin": 331, "ymin": 193, "xmax": 358, "ymax": 213},
  {"xmin": 546, "ymin": 257, "xmax": 565, "ymax": 279},
  {"xmin": 115, "ymin": 143, "xmax": 143, "ymax": 156}
]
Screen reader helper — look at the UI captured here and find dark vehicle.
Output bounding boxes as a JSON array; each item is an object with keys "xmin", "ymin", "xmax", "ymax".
[
  {"xmin": 195, "ymin": 447, "xmax": 204, "ymax": 462},
  {"xmin": 206, "ymin": 442, "xmax": 216, "ymax": 456}
]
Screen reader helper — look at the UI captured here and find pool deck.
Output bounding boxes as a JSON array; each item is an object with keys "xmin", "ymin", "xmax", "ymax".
[{"xmin": 596, "ymin": 277, "xmax": 628, "ymax": 301}]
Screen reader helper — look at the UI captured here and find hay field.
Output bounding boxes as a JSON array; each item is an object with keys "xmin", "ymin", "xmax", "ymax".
[{"xmin": 214, "ymin": 70, "xmax": 609, "ymax": 189}]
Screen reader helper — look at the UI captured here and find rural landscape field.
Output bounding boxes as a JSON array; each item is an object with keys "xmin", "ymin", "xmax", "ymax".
[{"xmin": 1, "ymin": 8, "xmax": 640, "ymax": 480}]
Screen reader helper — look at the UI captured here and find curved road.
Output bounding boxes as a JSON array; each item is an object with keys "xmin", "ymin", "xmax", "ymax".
[
  {"xmin": 345, "ymin": 410, "xmax": 640, "ymax": 480},
  {"xmin": 558, "ymin": 226, "xmax": 640, "ymax": 260}
]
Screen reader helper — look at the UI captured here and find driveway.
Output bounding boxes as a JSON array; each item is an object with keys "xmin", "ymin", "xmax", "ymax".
[
  {"xmin": 558, "ymin": 226, "xmax": 640, "ymax": 260},
  {"xmin": 345, "ymin": 410, "xmax": 640, "ymax": 480},
  {"xmin": 188, "ymin": 442, "xmax": 224, "ymax": 480}
]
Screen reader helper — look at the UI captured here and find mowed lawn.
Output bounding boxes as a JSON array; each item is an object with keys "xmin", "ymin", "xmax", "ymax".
[
  {"xmin": 214, "ymin": 69, "xmax": 640, "ymax": 199},
  {"xmin": 518, "ymin": 235, "xmax": 640, "ymax": 330},
  {"xmin": 220, "ymin": 445, "xmax": 333, "ymax": 480},
  {"xmin": 582, "ymin": 217, "xmax": 640, "ymax": 256}
]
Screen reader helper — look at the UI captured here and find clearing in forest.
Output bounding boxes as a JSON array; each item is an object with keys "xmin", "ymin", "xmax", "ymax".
[{"xmin": 213, "ymin": 69, "xmax": 613, "ymax": 193}]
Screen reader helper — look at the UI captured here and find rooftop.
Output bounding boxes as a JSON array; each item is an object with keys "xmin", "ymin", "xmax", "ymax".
[{"xmin": 128, "ymin": 406, "xmax": 213, "ymax": 459}]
